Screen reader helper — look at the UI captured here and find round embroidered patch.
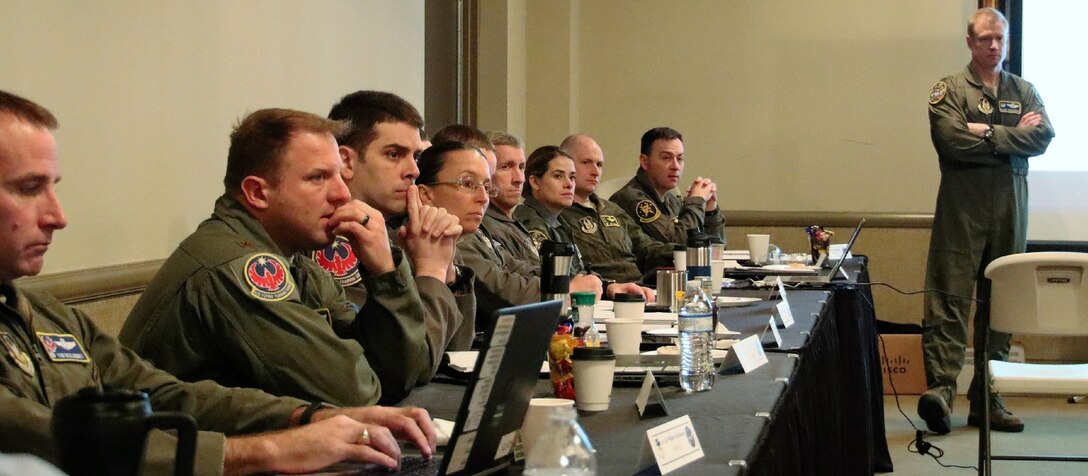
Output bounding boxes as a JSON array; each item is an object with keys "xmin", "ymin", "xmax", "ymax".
[
  {"xmin": 311, "ymin": 236, "xmax": 362, "ymax": 286},
  {"xmin": 244, "ymin": 253, "xmax": 295, "ymax": 301},
  {"xmin": 928, "ymin": 81, "xmax": 947, "ymax": 105},
  {"xmin": 529, "ymin": 230, "xmax": 548, "ymax": 250},
  {"xmin": 978, "ymin": 97, "xmax": 993, "ymax": 114},
  {"xmin": 635, "ymin": 199, "xmax": 661, "ymax": 223},
  {"xmin": 579, "ymin": 216, "xmax": 598, "ymax": 234}
]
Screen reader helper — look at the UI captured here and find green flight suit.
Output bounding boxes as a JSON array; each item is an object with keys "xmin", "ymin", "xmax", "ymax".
[
  {"xmin": 608, "ymin": 168, "xmax": 725, "ymax": 246},
  {"xmin": 455, "ymin": 226, "xmax": 540, "ymax": 331},
  {"xmin": 310, "ymin": 231, "xmax": 477, "ymax": 381},
  {"xmin": 560, "ymin": 194, "xmax": 674, "ymax": 284},
  {"xmin": 1, "ymin": 282, "xmax": 306, "ymax": 476},
  {"xmin": 120, "ymin": 195, "xmax": 428, "ymax": 406},
  {"xmin": 923, "ymin": 64, "xmax": 1054, "ymax": 404},
  {"xmin": 513, "ymin": 196, "xmax": 589, "ymax": 275},
  {"xmin": 483, "ymin": 204, "xmax": 540, "ymax": 269}
]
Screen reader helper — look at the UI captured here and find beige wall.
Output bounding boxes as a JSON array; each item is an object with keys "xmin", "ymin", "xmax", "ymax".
[
  {"xmin": 477, "ymin": 0, "xmax": 976, "ymax": 214},
  {"xmin": 1, "ymin": 0, "xmax": 425, "ymax": 275}
]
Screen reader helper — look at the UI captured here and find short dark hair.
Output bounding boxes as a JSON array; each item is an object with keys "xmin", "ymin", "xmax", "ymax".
[
  {"xmin": 328, "ymin": 90, "xmax": 423, "ymax": 153},
  {"xmin": 224, "ymin": 108, "xmax": 348, "ymax": 194},
  {"xmin": 523, "ymin": 145, "xmax": 573, "ymax": 197},
  {"xmin": 640, "ymin": 127, "xmax": 682, "ymax": 156},
  {"xmin": 417, "ymin": 140, "xmax": 483, "ymax": 186},
  {"xmin": 488, "ymin": 131, "xmax": 522, "ymax": 149},
  {"xmin": 433, "ymin": 124, "xmax": 495, "ymax": 152},
  {"xmin": 0, "ymin": 90, "xmax": 58, "ymax": 129}
]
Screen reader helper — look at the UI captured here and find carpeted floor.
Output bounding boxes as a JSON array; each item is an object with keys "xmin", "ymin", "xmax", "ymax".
[{"xmin": 881, "ymin": 394, "xmax": 1088, "ymax": 475}]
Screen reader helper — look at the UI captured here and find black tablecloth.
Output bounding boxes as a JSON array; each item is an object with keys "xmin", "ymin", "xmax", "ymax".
[{"xmin": 400, "ymin": 257, "xmax": 891, "ymax": 475}]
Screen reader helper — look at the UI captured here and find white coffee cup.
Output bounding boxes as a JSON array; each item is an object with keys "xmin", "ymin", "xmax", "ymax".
[
  {"xmin": 747, "ymin": 234, "xmax": 771, "ymax": 264},
  {"xmin": 605, "ymin": 318, "xmax": 643, "ymax": 355},
  {"xmin": 571, "ymin": 347, "xmax": 616, "ymax": 412},
  {"xmin": 711, "ymin": 259, "xmax": 727, "ymax": 295},
  {"xmin": 612, "ymin": 293, "xmax": 645, "ymax": 321},
  {"xmin": 521, "ymin": 398, "xmax": 574, "ymax": 456}
]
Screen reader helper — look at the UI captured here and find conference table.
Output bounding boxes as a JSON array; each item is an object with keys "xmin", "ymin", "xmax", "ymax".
[{"xmin": 404, "ymin": 258, "xmax": 892, "ymax": 475}]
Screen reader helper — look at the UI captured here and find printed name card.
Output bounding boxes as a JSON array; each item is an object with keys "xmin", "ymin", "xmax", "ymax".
[
  {"xmin": 635, "ymin": 371, "xmax": 669, "ymax": 418},
  {"xmin": 638, "ymin": 415, "xmax": 705, "ymax": 474},
  {"xmin": 718, "ymin": 334, "xmax": 769, "ymax": 374},
  {"xmin": 774, "ymin": 278, "xmax": 795, "ymax": 328}
]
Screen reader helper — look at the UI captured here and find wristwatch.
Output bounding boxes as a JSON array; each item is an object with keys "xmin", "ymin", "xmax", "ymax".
[{"xmin": 984, "ymin": 124, "xmax": 995, "ymax": 141}]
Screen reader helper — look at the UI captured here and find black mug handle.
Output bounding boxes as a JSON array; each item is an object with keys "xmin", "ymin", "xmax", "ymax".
[{"xmin": 145, "ymin": 412, "xmax": 197, "ymax": 476}]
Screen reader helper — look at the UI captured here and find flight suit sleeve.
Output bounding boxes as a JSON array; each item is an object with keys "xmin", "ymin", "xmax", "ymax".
[
  {"xmin": 991, "ymin": 82, "xmax": 1055, "ymax": 158},
  {"xmin": 332, "ymin": 255, "xmax": 429, "ymax": 404},
  {"xmin": 192, "ymin": 266, "xmax": 384, "ymax": 407},
  {"xmin": 414, "ymin": 271, "xmax": 471, "ymax": 380},
  {"xmin": 457, "ymin": 236, "xmax": 540, "ymax": 321},
  {"xmin": 619, "ymin": 210, "xmax": 674, "ymax": 272},
  {"xmin": 674, "ymin": 195, "xmax": 711, "ymax": 241}
]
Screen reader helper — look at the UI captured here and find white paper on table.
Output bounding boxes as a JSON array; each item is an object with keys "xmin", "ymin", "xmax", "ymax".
[
  {"xmin": 447, "ymin": 350, "xmax": 549, "ymax": 374},
  {"xmin": 434, "ymin": 418, "xmax": 456, "ymax": 446}
]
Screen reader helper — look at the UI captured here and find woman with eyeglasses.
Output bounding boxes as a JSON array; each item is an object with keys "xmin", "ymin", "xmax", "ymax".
[{"xmin": 515, "ymin": 146, "xmax": 653, "ymax": 301}]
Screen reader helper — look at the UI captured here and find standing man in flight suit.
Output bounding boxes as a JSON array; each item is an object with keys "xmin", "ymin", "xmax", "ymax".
[
  {"xmin": 609, "ymin": 127, "xmax": 725, "ymax": 246},
  {"xmin": 0, "ymin": 90, "xmax": 435, "ymax": 474},
  {"xmin": 917, "ymin": 7, "xmax": 1054, "ymax": 435}
]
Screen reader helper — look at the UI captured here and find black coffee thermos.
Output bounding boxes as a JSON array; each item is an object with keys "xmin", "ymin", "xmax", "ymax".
[
  {"xmin": 539, "ymin": 239, "xmax": 576, "ymax": 317},
  {"xmin": 52, "ymin": 387, "xmax": 197, "ymax": 476}
]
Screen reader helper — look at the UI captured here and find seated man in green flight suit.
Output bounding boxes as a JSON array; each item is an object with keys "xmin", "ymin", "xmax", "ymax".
[
  {"xmin": 0, "ymin": 90, "xmax": 435, "ymax": 475},
  {"xmin": 121, "ymin": 108, "xmax": 449, "ymax": 407}
]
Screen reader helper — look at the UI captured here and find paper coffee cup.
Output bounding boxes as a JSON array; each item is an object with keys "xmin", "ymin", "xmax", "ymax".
[
  {"xmin": 521, "ymin": 398, "xmax": 574, "ymax": 456},
  {"xmin": 612, "ymin": 293, "xmax": 645, "ymax": 321},
  {"xmin": 571, "ymin": 347, "xmax": 616, "ymax": 412},
  {"xmin": 605, "ymin": 318, "xmax": 643, "ymax": 355},
  {"xmin": 747, "ymin": 234, "xmax": 771, "ymax": 264},
  {"xmin": 711, "ymin": 260, "xmax": 727, "ymax": 295}
]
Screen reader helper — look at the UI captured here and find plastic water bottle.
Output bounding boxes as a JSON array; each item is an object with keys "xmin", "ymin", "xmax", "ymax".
[
  {"xmin": 679, "ymin": 280, "xmax": 715, "ymax": 392},
  {"xmin": 523, "ymin": 405, "xmax": 597, "ymax": 475}
]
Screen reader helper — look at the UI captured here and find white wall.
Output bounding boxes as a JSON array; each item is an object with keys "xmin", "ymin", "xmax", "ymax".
[
  {"xmin": 478, "ymin": 0, "xmax": 977, "ymax": 215},
  {"xmin": 1, "ymin": 1, "xmax": 425, "ymax": 274}
]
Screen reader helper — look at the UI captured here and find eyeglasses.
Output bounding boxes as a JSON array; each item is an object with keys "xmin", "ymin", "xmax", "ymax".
[{"xmin": 426, "ymin": 176, "xmax": 498, "ymax": 198}]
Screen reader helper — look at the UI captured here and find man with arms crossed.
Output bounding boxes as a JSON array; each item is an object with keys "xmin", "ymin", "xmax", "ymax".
[
  {"xmin": 122, "ymin": 108, "xmax": 433, "ymax": 406},
  {"xmin": 0, "ymin": 90, "xmax": 434, "ymax": 474},
  {"xmin": 610, "ymin": 127, "xmax": 725, "ymax": 245},
  {"xmin": 918, "ymin": 7, "xmax": 1054, "ymax": 434},
  {"xmin": 484, "ymin": 131, "xmax": 541, "ymax": 266}
]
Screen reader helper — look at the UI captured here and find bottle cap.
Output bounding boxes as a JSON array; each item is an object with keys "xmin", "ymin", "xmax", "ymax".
[{"xmin": 571, "ymin": 291, "xmax": 596, "ymax": 306}]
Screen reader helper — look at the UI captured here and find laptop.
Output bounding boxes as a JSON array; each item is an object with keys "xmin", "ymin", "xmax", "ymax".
[
  {"xmin": 780, "ymin": 219, "xmax": 865, "ymax": 285},
  {"xmin": 346, "ymin": 300, "xmax": 563, "ymax": 475}
]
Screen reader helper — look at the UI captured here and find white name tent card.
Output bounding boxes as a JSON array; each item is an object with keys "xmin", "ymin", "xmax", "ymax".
[
  {"xmin": 635, "ymin": 371, "xmax": 670, "ymax": 418},
  {"xmin": 638, "ymin": 415, "xmax": 705, "ymax": 474},
  {"xmin": 774, "ymin": 278, "xmax": 795, "ymax": 328},
  {"xmin": 718, "ymin": 334, "xmax": 769, "ymax": 374}
]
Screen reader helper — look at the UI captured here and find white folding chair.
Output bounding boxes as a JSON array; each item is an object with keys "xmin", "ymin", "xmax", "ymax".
[{"xmin": 979, "ymin": 252, "xmax": 1088, "ymax": 475}]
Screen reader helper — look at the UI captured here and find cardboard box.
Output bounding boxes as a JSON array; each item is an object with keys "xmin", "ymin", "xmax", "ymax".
[{"xmin": 878, "ymin": 334, "xmax": 927, "ymax": 395}]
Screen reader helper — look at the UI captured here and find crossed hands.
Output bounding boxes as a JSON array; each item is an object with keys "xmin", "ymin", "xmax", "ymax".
[
  {"xmin": 686, "ymin": 177, "xmax": 718, "ymax": 211},
  {"xmin": 967, "ymin": 112, "xmax": 1044, "ymax": 138},
  {"xmin": 397, "ymin": 185, "xmax": 463, "ymax": 282}
]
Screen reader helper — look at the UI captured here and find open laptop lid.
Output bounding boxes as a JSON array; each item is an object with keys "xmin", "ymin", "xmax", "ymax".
[{"xmin": 439, "ymin": 300, "xmax": 562, "ymax": 476}]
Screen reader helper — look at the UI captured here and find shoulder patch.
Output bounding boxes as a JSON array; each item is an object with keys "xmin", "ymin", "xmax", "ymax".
[
  {"xmin": 529, "ymin": 230, "xmax": 548, "ymax": 250},
  {"xmin": 36, "ymin": 333, "xmax": 90, "ymax": 363},
  {"xmin": 928, "ymin": 81, "xmax": 947, "ymax": 105},
  {"xmin": 310, "ymin": 236, "xmax": 362, "ymax": 286},
  {"xmin": 635, "ymin": 200, "xmax": 662, "ymax": 223},
  {"xmin": 601, "ymin": 215, "xmax": 622, "ymax": 228},
  {"xmin": 243, "ymin": 253, "xmax": 296, "ymax": 301},
  {"xmin": 578, "ymin": 217, "xmax": 598, "ymax": 234}
]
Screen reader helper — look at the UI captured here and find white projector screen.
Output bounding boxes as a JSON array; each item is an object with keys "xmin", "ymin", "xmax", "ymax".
[{"xmin": 1023, "ymin": 3, "xmax": 1087, "ymax": 241}]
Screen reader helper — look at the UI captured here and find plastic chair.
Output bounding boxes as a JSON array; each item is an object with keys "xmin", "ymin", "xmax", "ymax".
[{"xmin": 979, "ymin": 252, "xmax": 1088, "ymax": 475}]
